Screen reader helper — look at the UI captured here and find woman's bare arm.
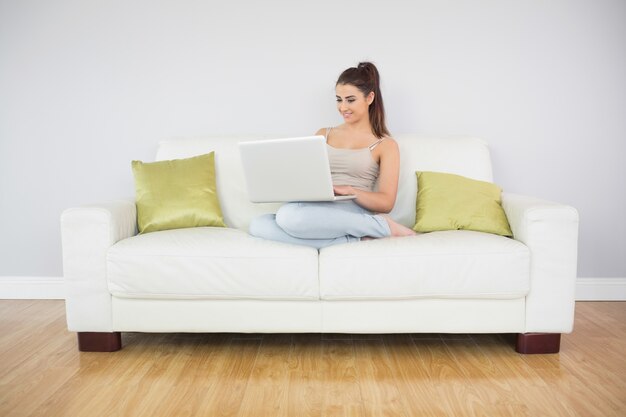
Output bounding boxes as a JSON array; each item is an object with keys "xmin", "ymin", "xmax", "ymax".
[{"xmin": 333, "ymin": 138, "xmax": 400, "ymax": 213}]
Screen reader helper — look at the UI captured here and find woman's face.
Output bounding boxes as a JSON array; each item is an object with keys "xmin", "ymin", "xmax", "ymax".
[{"xmin": 335, "ymin": 83, "xmax": 374, "ymax": 124}]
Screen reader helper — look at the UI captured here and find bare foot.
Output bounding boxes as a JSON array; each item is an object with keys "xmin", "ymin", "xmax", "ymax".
[{"xmin": 380, "ymin": 215, "xmax": 417, "ymax": 237}]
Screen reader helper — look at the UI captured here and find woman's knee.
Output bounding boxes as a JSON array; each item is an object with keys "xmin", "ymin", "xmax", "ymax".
[
  {"xmin": 249, "ymin": 214, "xmax": 277, "ymax": 238},
  {"xmin": 275, "ymin": 203, "xmax": 308, "ymax": 236}
]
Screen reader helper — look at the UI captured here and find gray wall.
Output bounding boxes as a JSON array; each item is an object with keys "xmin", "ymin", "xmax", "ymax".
[{"xmin": 1, "ymin": 0, "xmax": 624, "ymax": 278}]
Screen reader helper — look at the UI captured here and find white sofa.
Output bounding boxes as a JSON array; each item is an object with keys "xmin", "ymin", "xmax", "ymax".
[{"xmin": 60, "ymin": 135, "xmax": 579, "ymax": 353}]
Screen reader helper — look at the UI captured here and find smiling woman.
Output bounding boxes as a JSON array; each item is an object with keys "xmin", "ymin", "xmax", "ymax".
[
  {"xmin": 335, "ymin": 62, "xmax": 389, "ymax": 140},
  {"xmin": 248, "ymin": 61, "xmax": 416, "ymax": 249}
]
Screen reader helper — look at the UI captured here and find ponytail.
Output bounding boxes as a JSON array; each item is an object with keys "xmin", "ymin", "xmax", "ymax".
[{"xmin": 336, "ymin": 61, "xmax": 390, "ymax": 139}]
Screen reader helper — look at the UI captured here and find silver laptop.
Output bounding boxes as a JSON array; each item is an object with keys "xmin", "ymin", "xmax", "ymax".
[{"xmin": 238, "ymin": 135, "xmax": 357, "ymax": 203}]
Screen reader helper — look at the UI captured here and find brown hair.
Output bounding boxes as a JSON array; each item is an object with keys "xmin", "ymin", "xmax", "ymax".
[{"xmin": 336, "ymin": 61, "xmax": 390, "ymax": 139}]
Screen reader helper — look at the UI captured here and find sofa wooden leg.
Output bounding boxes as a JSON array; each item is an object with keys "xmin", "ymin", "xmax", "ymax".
[
  {"xmin": 77, "ymin": 332, "xmax": 122, "ymax": 352},
  {"xmin": 515, "ymin": 333, "xmax": 561, "ymax": 354}
]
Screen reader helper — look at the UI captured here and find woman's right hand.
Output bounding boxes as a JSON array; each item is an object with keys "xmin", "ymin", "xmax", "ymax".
[{"xmin": 333, "ymin": 185, "xmax": 356, "ymax": 196}]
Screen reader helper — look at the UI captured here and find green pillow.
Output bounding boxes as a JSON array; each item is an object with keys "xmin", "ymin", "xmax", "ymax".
[
  {"xmin": 132, "ymin": 152, "xmax": 226, "ymax": 234},
  {"xmin": 413, "ymin": 171, "xmax": 512, "ymax": 236}
]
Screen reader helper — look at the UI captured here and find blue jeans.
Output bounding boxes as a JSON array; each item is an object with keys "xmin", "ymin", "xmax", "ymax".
[{"xmin": 249, "ymin": 200, "xmax": 391, "ymax": 249}]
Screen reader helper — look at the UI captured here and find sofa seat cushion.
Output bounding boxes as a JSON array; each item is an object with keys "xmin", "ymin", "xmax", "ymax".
[
  {"xmin": 107, "ymin": 227, "xmax": 319, "ymax": 300},
  {"xmin": 319, "ymin": 230, "xmax": 529, "ymax": 300}
]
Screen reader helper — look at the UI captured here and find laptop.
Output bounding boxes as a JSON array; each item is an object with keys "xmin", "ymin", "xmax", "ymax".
[{"xmin": 238, "ymin": 135, "xmax": 357, "ymax": 203}]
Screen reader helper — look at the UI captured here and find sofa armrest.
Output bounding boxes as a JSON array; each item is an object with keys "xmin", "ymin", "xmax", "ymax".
[
  {"xmin": 501, "ymin": 192, "xmax": 579, "ymax": 333},
  {"xmin": 61, "ymin": 199, "xmax": 137, "ymax": 332}
]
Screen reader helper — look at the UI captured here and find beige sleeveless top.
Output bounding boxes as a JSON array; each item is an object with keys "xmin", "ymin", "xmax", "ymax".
[{"xmin": 325, "ymin": 127, "xmax": 385, "ymax": 191}]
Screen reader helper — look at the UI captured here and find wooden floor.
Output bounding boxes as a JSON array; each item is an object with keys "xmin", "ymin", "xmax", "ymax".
[{"xmin": 0, "ymin": 301, "xmax": 624, "ymax": 417}]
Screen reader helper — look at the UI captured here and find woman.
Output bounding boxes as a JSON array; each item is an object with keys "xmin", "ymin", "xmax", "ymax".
[{"xmin": 249, "ymin": 61, "xmax": 416, "ymax": 249}]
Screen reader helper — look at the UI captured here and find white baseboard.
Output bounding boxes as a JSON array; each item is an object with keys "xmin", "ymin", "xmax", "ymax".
[
  {"xmin": 0, "ymin": 276, "xmax": 65, "ymax": 299},
  {"xmin": 1, "ymin": 276, "xmax": 625, "ymax": 301},
  {"xmin": 575, "ymin": 277, "xmax": 626, "ymax": 301}
]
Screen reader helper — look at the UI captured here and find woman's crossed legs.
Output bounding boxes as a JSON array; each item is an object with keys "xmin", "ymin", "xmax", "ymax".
[{"xmin": 249, "ymin": 201, "xmax": 391, "ymax": 249}]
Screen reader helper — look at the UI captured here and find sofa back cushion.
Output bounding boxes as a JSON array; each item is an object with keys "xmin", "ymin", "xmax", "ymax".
[
  {"xmin": 156, "ymin": 135, "xmax": 493, "ymax": 231},
  {"xmin": 391, "ymin": 135, "xmax": 493, "ymax": 227}
]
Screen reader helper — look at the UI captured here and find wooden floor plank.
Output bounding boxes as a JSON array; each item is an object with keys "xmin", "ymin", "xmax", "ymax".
[
  {"xmin": 321, "ymin": 338, "xmax": 365, "ymax": 417},
  {"xmin": 442, "ymin": 337, "xmax": 528, "ymax": 416},
  {"xmin": 383, "ymin": 334, "xmax": 449, "ymax": 416},
  {"xmin": 287, "ymin": 334, "xmax": 323, "ymax": 417},
  {"xmin": 195, "ymin": 337, "xmax": 262, "ymax": 416},
  {"xmin": 0, "ymin": 313, "xmax": 68, "ymax": 382},
  {"xmin": 353, "ymin": 338, "xmax": 408, "ymax": 417},
  {"xmin": 149, "ymin": 333, "xmax": 233, "ymax": 416},
  {"xmin": 0, "ymin": 301, "xmax": 625, "ymax": 417},
  {"xmin": 27, "ymin": 333, "xmax": 170, "ymax": 417},
  {"xmin": 0, "ymin": 301, "xmax": 65, "ymax": 354},
  {"xmin": 0, "ymin": 329, "xmax": 77, "ymax": 417},
  {"xmin": 411, "ymin": 336, "xmax": 494, "ymax": 416},
  {"xmin": 0, "ymin": 299, "xmax": 36, "ymax": 319},
  {"xmin": 238, "ymin": 334, "xmax": 292, "ymax": 417}
]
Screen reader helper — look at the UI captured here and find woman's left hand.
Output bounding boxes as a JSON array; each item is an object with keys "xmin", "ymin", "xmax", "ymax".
[{"xmin": 333, "ymin": 185, "xmax": 356, "ymax": 196}]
